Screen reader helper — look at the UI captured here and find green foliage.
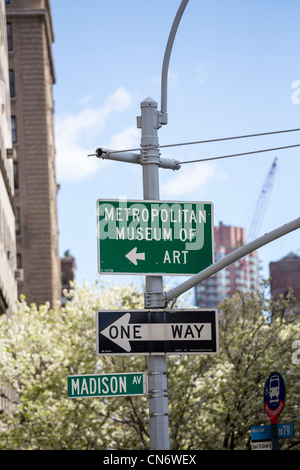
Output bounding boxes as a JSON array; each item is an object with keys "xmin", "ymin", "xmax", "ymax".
[
  {"xmin": 0, "ymin": 280, "xmax": 299, "ymax": 450},
  {"xmin": 209, "ymin": 286, "xmax": 300, "ymax": 450}
]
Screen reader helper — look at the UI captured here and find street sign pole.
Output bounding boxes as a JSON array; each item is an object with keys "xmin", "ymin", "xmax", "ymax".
[
  {"xmin": 139, "ymin": 97, "xmax": 170, "ymax": 450},
  {"xmin": 271, "ymin": 422, "xmax": 279, "ymax": 450},
  {"xmin": 264, "ymin": 371, "xmax": 286, "ymax": 450},
  {"xmin": 137, "ymin": 1, "xmax": 189, "ymax": 449}
]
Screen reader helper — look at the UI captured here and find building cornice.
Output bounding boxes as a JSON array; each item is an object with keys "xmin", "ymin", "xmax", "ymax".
[{"xmin": 6, "ymin": 7, "xmax": 56, "ymax": 84}]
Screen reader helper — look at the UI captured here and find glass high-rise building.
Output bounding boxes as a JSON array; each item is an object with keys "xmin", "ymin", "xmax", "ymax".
[{"xmin": 195, "ymin": 222, "xmax": 260, "ymax": 308}]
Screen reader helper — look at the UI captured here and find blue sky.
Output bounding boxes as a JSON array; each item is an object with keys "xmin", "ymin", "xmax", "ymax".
[{"xmin": 50, "ymin": 0, "xmax": 300, "ymax": 299}]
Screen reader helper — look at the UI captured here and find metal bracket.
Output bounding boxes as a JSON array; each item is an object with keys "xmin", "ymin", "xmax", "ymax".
[
  {"xmin": 149, "ymin": 389, "xmax": 168, "ymax": 399},
  {"xmin": 141, "ymin": 147, "xmax": 161, "ymax": 165},
  {"xmin": 90, "ymin": 147, "xmax": 180, "ymax": 170},
  {"xmin": 144, "ymin": 291, "xmax": 166, "ymax": 309},
  {"xmin": 159, "ymin": 111, "xmax": 168, "ymax": 126}
]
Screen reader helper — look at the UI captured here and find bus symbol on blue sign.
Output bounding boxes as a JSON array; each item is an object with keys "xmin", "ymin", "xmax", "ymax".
[{"xmin": 264, "ymin": 371, "xmax": 286, "ymax": 418}]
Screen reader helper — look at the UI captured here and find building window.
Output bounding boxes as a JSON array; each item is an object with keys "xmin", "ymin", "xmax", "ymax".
[
  {"xmin": 16, "ymin": 253, "xmax": 22, "ymax": 269},
  {"xmin": 9, "ymin": 70, "xmax": 15, "ymax": 97},
  {"xmin": 6, "ymin": 23, "xmax": 13, "ymax": 51},
  {"xmin": 11, "ymin": 116, "xmax": 17, "ymax": 143},
  {"xmin": 61, "ymin": 271, "xmax": 67, "ymax": 288},
  {"xmin": 5, "ymin": 0, "xmax": 11, "ymax": 4},
  {"xmin": 13, "ymin": 161, "xmax": 19, "ymax": 190},
  {"xmin": 0, "ymin": 289, "xmax": 8, "ymax": 315},
  {"xmin": 15, "ymin": 207, "xmax": 21, "ymax": 235}
]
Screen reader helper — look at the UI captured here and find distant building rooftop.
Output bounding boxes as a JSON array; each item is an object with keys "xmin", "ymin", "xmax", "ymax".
[{"xmin": 269, "ymin": 252, "xmax": 300, "ymax": 303}]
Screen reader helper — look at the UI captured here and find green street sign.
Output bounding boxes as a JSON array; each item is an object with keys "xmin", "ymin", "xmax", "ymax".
[
  {"xmin": 67, "ymin": 372, "xmax": 147, "ymax": 398},
  {"xmin": 97, "ymin": 199, "xmax": 214, "ymax": 275}
]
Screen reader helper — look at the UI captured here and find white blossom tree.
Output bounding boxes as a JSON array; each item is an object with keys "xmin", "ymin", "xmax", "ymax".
[{"xmin": 0, "ymin": 280, "xmax": 299, "ymax": 450}]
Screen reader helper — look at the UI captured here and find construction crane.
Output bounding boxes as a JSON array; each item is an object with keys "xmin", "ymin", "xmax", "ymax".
[{"xmin": 247, "ymin": 157, "xmax": 278, "ymax": 242}]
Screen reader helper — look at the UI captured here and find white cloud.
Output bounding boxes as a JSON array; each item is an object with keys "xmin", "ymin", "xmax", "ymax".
[
  {"xmin": 161, "ymin": 162, "xmax": 216, "ymax": 198},
  {"xmin": 195, "ymin": 64, "xmax": 208, "ymax": 85},
  {"xmin": 78, "ymin": 94, "xmax": 93, "ymax": 106},
  {"xmin": 109, "ymin": 126, "xmax": 139, "ymax": 151},
  {"xmin": 55, "ymin": 87, "xmax": 134, "ymax": 182}
]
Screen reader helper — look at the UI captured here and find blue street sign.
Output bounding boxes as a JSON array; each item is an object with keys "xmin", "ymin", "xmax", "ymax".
[
  {"xmin": 277, "ymin": 423, "xmax": 294, "ymax": 439},
  {"xmin": 264, "ymin": 371, "xmax": 286, "ymax": 419},
  {"xmin": 251, "ymin": 425, "xmax": 271, "ymax": 441},
  {"xmin": 251, "ymin": 423, "xmax": 294, "ymax": 441}
]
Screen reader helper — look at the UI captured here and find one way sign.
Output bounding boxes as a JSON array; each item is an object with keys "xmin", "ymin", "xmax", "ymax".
[{"xmin": 96, "ymin": 309, "xmax": 219, "ymax": 355}]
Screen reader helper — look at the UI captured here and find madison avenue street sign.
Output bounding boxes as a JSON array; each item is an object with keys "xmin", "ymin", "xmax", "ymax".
[
  {"xmin": 97, "ymin": 199, "xmax": 214, "ymax": 275},
  {"xmin": 68, "ymin": 372, "xmax": 147, "ymax": 398},
  {"xmin": 96, "ymin": 309, "xmax": 219, "ymax": 355}
]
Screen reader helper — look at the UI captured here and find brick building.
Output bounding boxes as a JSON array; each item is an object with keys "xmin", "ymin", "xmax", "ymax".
[
  {"xmin": 6, "ymin": 0, "xmax": 61, "ymax": 306},
  {"xmin": 269, "ymin": 252, "xmax": 300, "ymax": 303},
  {"xmin": 0, "ymin": 0, "xmax": 17, "ymax": 315},
  {"xmin": 195, "ymin": 222, "xmax": 260, "ymax": 308},
  {"xmin": 61, "ymin": 252, "xmax": 76, "ymax": 304}
]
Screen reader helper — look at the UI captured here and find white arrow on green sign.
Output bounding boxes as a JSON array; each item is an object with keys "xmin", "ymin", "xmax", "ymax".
[
  {"xmin": 97, "ymin": 199, "xmax": 214, "ymax": 275},
  {"xmin": 67, "ymin": 372, "xmax": 147, "ymax": 398}
]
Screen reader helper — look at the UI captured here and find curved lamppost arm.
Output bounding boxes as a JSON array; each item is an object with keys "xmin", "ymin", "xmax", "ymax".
[{"xmin": 160, "ymin": 0, "xmax": 189, "ymax": 125}]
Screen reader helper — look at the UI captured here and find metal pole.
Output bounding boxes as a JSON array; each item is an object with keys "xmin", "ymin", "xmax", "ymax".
[
  {"xmin": 139, "ymin": 97, "xmax": 170, "ymax": 450},
  {"xmin": 93, "ymin": 147, "xmax": 181, "ymax": 170},
  {"xmin": 271, "ymin": 419, "xmax": 279, "ymax": 450},
  {"xmin": 165, "ymin": 216, "xmax": 300, "ymax": 305},
  {"xmin": 161, "ymin": 0, "xmax": 189, "ymax": 124}
]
